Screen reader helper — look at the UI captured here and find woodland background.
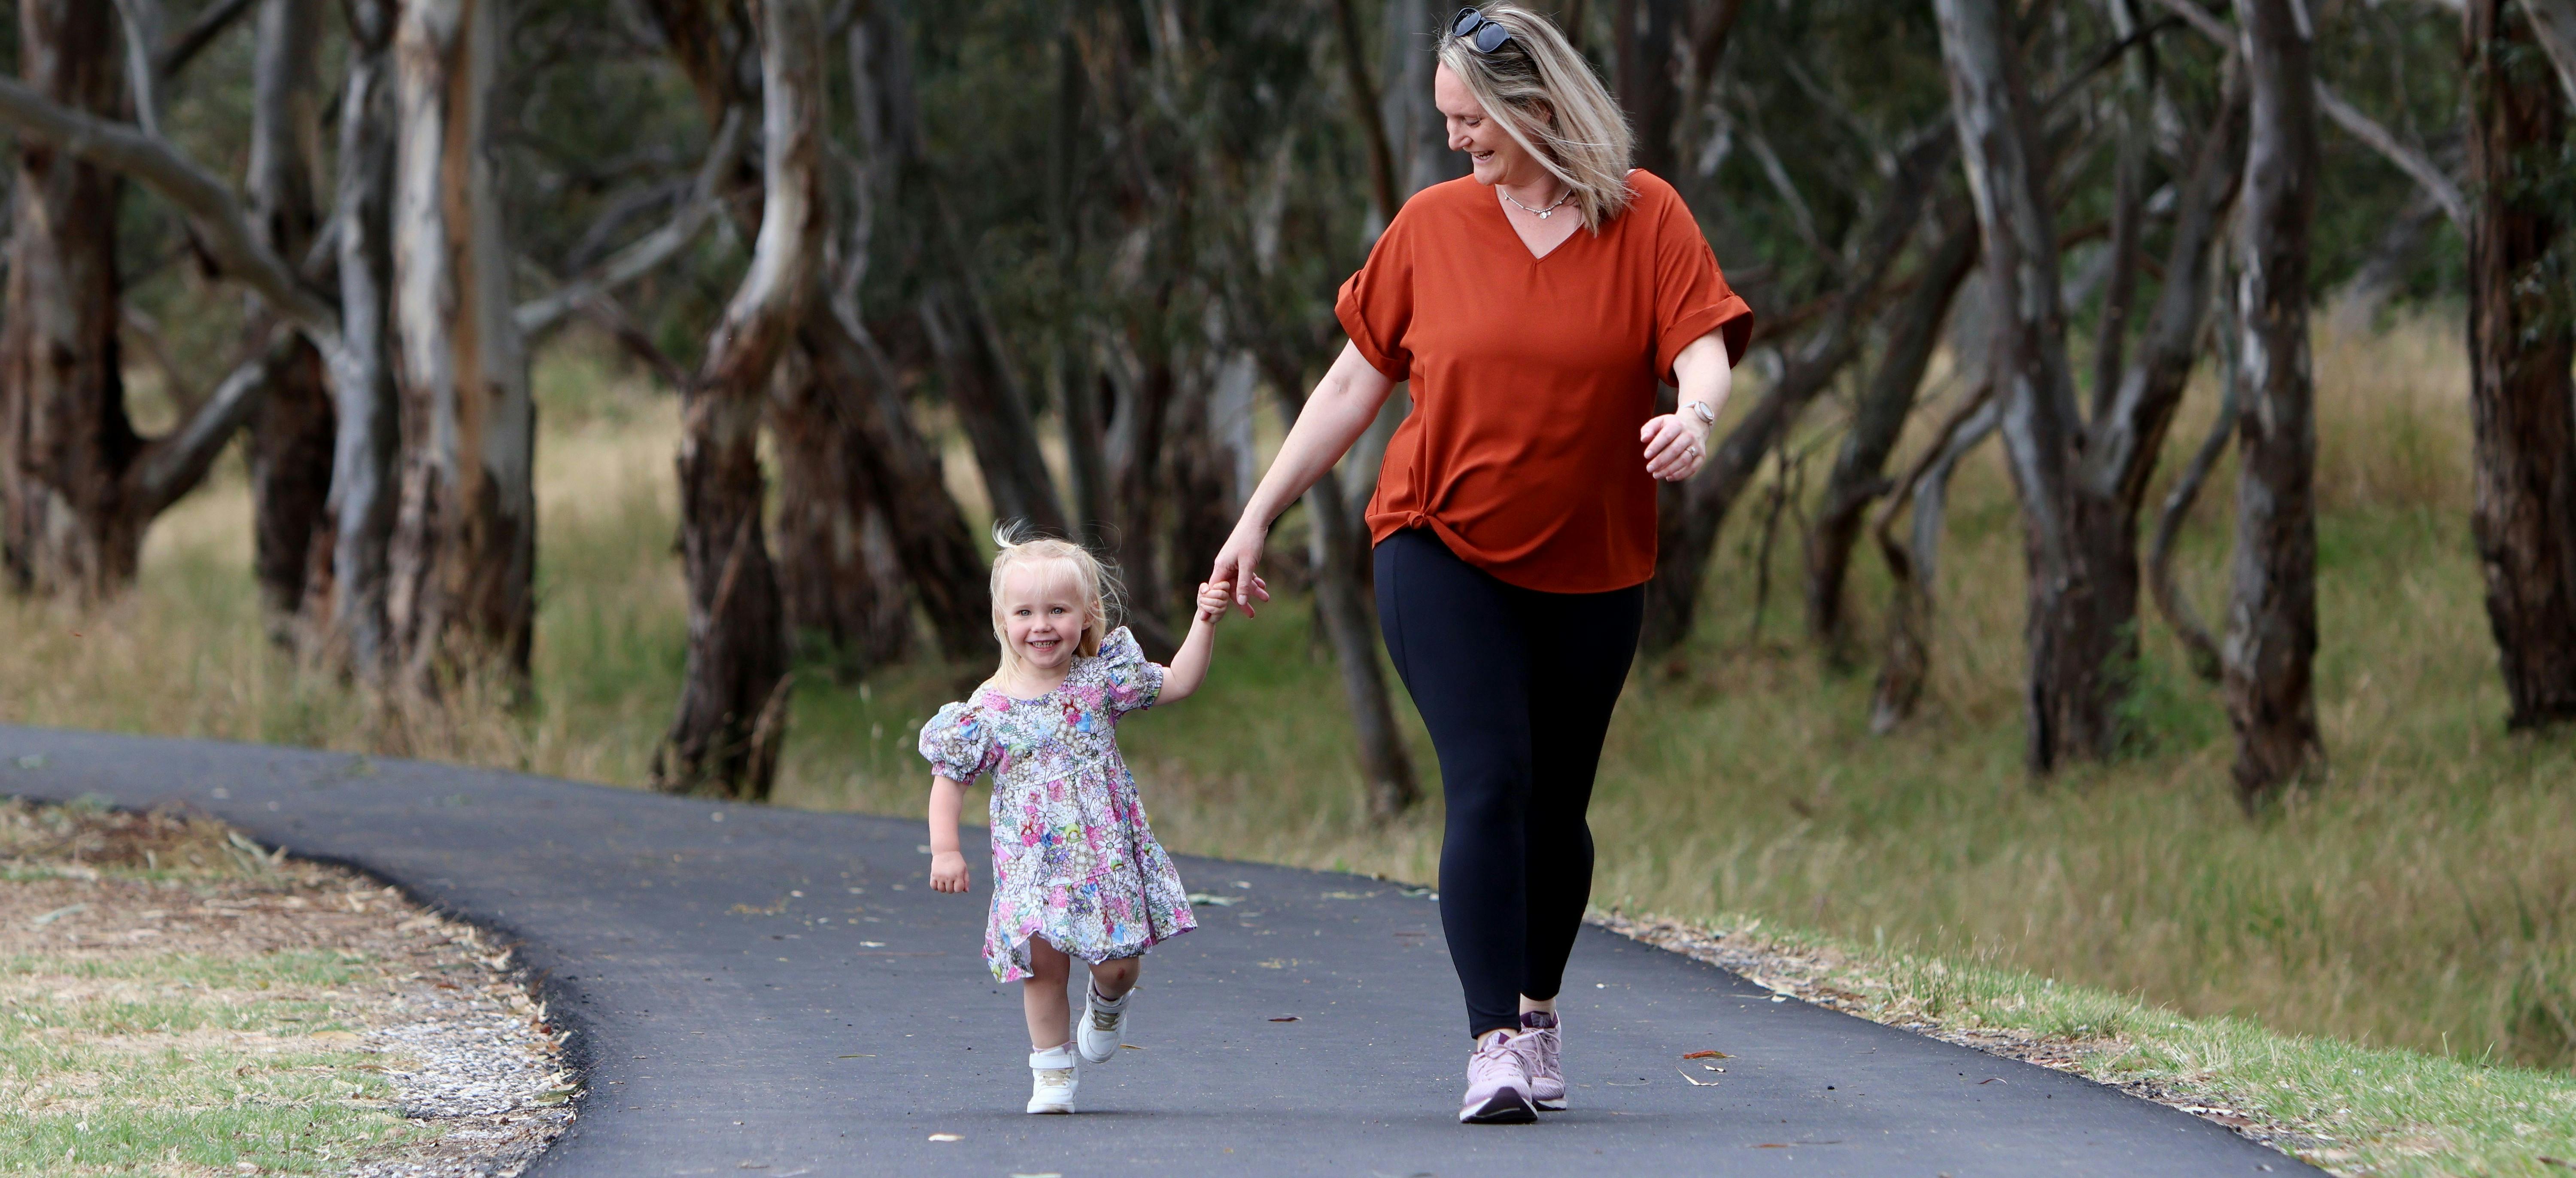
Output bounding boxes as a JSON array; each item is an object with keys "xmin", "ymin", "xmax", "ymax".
[{"xmin": 2, "ymin": 0, "xmax": 2575, "ymax": 1100}]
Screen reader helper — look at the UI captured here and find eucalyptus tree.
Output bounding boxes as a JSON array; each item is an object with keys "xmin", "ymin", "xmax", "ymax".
[
  {"xmin": 2465, "ymin": 0, "xmax": 2576, "ymax": 731},
  {"xmin": 656, "ymin": 0, "xmax": 827, "ymax": 800}
]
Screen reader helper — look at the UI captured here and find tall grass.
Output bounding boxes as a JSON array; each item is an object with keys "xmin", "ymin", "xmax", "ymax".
[{"xmin": 5, "ymin": 317, "xmax": 2572, "ymax": 1075}]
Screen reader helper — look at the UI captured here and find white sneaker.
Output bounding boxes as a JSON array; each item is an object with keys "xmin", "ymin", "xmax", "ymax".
[
  {"xmin": 1027, "ymin": 1045, "xmax": 1078, "ymax": 1114},
  {"xmin": 1076, "ymin": 985, "xmax": 1131, "ymax": 1064}
]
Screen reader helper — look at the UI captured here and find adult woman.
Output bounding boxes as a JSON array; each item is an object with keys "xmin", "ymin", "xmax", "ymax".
[{"xmin": 1207, "ymin": 3, "xmax": 1752, "ymax": 1125}]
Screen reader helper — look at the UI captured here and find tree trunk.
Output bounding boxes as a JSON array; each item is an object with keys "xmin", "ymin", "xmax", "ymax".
[
  {"xmin": 1933, "ymin": 0, "xmax": 2131, "ymax": 774},
  {"xmin": 1257, "ymin": 351, "xmax": 1419, "ymax": 817},
  {"xmin": 2466, "ymin": 0, "xmax": 2576, "ymax": 731},
  {"xmin": 1640, "ymin": 134, "xmax": 1956, "ymax": 658},
  {"xmin": 862, "ymin": 4, "xmax": 1065, "ymax": 536},
  {"xmin": 1385, "ymin": 0, "xmax": 1467, "ymax": 195},
  {"xmin": 798, "ymin": 306, "xmax": 992, "ymax": 662},
  {"xmin": 0, "ymin": 0, "xmax": 135, "ymax": 600},
  {"xmin": 1614, "ymin": 0, "xmax": 1682, "ymax": 180},
  {"xmin": 2224, "ymin": 0, "xmax": 2326, "ymax": 801},
  {"xmin": 1804, "ymin": 209, "xmax": 1981, "ymax": 657},
  {"xmin": 314, "ymin": 0, "xmax": 403, "ymax": 681},
  {"xmin": 387, "ymin": 0, "xmax": 535, "ymax": 687},
  {"xmin": 656, "ymin": 0, "xmax": 826, "ymax": 800},
  {"xmin": 770, "ymin": 346, "xmax": 912, "ymax": 676},
  {"xmin": 244, "ymin": 0, "xmax": 333, "ymax": 637},
  {"xmin": 1163, "ymin": 353, "xmax": 1253, "ymax": 624}
]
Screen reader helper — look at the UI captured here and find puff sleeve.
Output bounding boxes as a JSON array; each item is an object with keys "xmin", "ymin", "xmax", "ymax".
[
  {"xmin": 917, "ymin": 701, "xmax": 1000, "ymax": 783},
  {"xmin": 1091, "ymin": 627, "xmax": 1166, "ymax": 717}
]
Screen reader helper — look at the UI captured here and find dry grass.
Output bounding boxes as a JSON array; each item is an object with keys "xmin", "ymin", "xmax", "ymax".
[
  {"xmin": 2, "ymin": 317, "xmax": 2573, "ymax": 1172},
  {"xmin": 0, "ymin": 799, "xmax": 571, "ymax": 1176}
]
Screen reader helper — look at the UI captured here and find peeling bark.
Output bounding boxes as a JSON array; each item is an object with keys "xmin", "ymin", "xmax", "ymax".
[
  {"xmin": 1933, "ymin": 0, "xmax": 2132, "ymax": 773},
  {"xmin": 2466, "ymin": 0, "xmax": 2576, "ymax": 731},
  {"xmin": 656, "ymin": 0, "xmax": 827, "ymax": 800},
  {"xmin": 315, "ymin": 0, "xmax": 402, "ymax": 681},
  {"xmin": 387, "ymin": 0, "xmax": 535, "ymax": 687},
  {"xmin": 2224, "ymin": 0, "xmax": 2325, "ymax": 801}
]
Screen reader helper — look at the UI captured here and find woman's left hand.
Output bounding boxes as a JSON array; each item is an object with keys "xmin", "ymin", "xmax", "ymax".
[{"xmin": 1641, "ymin": 411, "xmax": 1710, "ymax": 482}]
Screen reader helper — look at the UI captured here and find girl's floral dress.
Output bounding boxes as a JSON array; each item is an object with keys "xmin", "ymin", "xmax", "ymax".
[{"xmin": 917, "ymin": 627, "xmax": 1197, "ymax": 981}]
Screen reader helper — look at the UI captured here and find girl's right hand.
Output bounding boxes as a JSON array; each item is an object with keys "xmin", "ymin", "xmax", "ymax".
[
  {"xmin": 929, "ymin": 852, "xmax": 969, "ymax": 894},
  {"xmin": 1208, "ymin": 524, "xmax": 1274, "ymax": 618}
]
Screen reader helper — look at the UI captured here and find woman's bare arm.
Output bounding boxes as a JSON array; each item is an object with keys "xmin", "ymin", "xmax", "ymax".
[
  {"xmin": 1209, "ymin": 341, "xmax": 1400, "ymax": 615},
  {"xmin": 1641, "ymin": 332, "xmax": 1738, "ymax": 482}
]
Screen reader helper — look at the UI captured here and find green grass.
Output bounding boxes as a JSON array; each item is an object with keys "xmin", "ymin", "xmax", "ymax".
[
  {"xmin": 4, "ymin": 320, "xmax": 2573, "ymax": 1173},
  {"xmin": 0, "ymin": 810, "xmax": 430, "ymax": 1175}
]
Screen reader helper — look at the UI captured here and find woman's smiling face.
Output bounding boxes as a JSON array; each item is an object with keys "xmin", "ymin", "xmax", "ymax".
[
  {"xmin": 998, "ymin": 558, "xmax": 1086, "ymax": 674},
  {"xmin": 1435, "ymin": 63, "xmax": 1541, "ymax": 189}
]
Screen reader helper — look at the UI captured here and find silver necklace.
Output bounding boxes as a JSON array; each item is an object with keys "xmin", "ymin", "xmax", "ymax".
[{"xmin": 1501, "ymin": 184, "xmax": 1574, "ymax": 219}]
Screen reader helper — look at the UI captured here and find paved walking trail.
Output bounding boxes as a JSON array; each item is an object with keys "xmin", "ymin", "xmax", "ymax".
[{"xmin": 0, "ymin": 726, "xmax": 2312, "ymax": 1176}]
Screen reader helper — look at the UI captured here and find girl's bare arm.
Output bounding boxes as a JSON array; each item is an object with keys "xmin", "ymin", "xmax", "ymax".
[
  {"xmin": 1157, "ymin": 581, "xmax": 1235, "ymax": 705},
  {"xmin": 927, "ymin": 774, "xmax": 969, "ymax": 892}
]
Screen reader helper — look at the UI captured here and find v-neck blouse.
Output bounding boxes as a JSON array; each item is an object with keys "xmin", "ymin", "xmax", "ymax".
[{"xmin": 1336, "ymin": 169, "xmax": 1753, "ymax": 594}]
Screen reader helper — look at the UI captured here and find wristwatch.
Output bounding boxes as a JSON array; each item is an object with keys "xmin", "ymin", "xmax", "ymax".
[{"xmin": 1686, "ymin": 400, "xmax": 1716, "ymax": 427}]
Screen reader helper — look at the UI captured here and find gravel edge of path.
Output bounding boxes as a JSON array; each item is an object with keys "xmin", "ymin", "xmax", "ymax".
[{"xmin": 1592, "ymin": 911, "xmax": 2337, "ymax": 1169}]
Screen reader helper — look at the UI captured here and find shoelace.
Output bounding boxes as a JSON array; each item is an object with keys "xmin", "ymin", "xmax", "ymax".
[{"xmin": 1090, "ymin": 1005, "xmax": 1120, "ymax": 1032}]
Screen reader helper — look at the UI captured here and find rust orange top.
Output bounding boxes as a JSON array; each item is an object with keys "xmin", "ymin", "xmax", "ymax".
[{"xmin": 1338, "ymin": 170, "xmax": 1753, "ymax": 594}]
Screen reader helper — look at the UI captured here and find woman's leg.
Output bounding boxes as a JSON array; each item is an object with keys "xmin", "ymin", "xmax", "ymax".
[
  {"xmin": 1516, "ymin": 582, "xmax": 1644, "ymax": 1009},
  {"xmin": 1375, "ymin": 530, "xmax": 1535, "ymax": 1040},
  {"xmin": 1022, "ymin": 939, "xmax": 1074, "ymax": 1050}
]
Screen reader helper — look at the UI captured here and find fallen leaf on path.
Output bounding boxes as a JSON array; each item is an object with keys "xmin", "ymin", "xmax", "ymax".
[
  {"xmin": 1978, "ymin": 1078, "xmax": 2003, "ymax": 1084},
  {"xmin": 926, "ymin": 1133, "xmax": 961, "ymax": 1142},
  {"xmin": 1680, "ymin": 1050, "xmax": 1730, "ymax": 1060},
  {"xmin": 1267, "ymin": 1016, "xmax": 1299, "ymax": 1022},
  {"xmin": 1185, "ymin": 893, "xmax": 1242, "ymax": 907},
  {"xmin": 1677, "ymin": 1069, "xmax": 1719, "ymax": 1087}
]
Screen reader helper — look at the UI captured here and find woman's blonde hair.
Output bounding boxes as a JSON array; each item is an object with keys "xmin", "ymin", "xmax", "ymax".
[
  {"xmin": 1437, "ymin": 3, "xmax": 1635, "ymax": 232},
  {"xmin": 987, "ymin": 522, "xmax": 1122, "ymax": 677}
]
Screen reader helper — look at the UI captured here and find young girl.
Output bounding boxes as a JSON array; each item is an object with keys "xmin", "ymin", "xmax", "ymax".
[{"xmin": 916, "ymin": 529, "xmax": 1237, "ymax": 1114}]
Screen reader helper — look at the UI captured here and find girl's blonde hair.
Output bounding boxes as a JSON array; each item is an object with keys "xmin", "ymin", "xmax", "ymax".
[
  {"xmin": 1437, "ymin": 3, "xmax": 1635, "ymax": 233},
  {"xmin": 987, "ymin": 523, "xmax": 1122, "ymax": 676}
]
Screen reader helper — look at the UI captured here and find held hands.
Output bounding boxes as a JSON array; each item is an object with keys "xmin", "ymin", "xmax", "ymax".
[
  {"xmin": 1642, "ymin": 411, "xmax": 1711, "ymax": 482},
  {"xmin": 1206, "ymin": 525, "xmax": 1276, "ymax": 618},
  {"xmin": 929, "ymin": 851, "xmax": 970, "ymax": 894},
  {"xmin": 1194, "ymin": 580, "xmax": 1234, "ymax": 625}
]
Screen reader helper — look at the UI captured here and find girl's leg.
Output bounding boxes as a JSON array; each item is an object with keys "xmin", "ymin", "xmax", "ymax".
[
  {"xmin": 1516, "ymin": 582, "xmax": 1644, "ymax": 1010},
  {"xmin": 1087, "ymin": 954, "xmax": 1140, "ymax": 1001},
  {"xmin": 1375, "ymin": 530, "xmax": 1536, "ymax": 1041},
  {"xmin": 1021, "ymin": 939, "xmax": 1074, "ymax": 1050}
]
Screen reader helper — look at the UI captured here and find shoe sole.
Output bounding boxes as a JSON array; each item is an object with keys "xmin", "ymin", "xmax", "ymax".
[
  {"xmin": 1026, "ymin": 1104, "xmax": 1075, "ymax": 1114},
  {"xmin": 1458, "ymin": 1089, "xmax": 1538, "ymax": 1124},
  {"xmin": 1534, "ymin": 1096, "xmax": 1567, "ymax": 1111}
]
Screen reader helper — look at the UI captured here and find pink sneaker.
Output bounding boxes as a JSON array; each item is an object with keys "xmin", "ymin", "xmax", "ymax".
[
  {"xmin": 1458, "ymin": 1029, "xmax": 1537, "ymax": 1124},
  {"xmin": 1513, "ymin": 1011, "xmax": 1565, "ymax": 1110}
]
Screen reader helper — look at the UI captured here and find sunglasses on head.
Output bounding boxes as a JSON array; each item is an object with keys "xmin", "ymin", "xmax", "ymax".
[{"xmin": 1452, "ymin": 8, "xmax": 1513, "ymax": 54}]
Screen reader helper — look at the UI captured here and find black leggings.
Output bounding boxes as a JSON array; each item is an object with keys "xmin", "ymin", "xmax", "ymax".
[{"xmin": 1374, "ymin": 528, "xmax": 1643, "ymax": 1038}]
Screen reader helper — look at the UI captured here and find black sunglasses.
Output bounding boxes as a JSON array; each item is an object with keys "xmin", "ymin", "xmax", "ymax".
[{"xmin": 1452, "ymin": 8, "xmax": 1513, "ymax": 54}]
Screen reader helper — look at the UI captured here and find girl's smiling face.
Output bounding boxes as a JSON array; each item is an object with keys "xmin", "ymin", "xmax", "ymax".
[{"xmin": 998, "ymin": 558, "xmax": 1089, "ymax": 676}]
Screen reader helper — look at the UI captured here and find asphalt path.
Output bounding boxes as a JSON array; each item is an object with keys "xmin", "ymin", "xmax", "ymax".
[{"xmin": 0, "ymin": 725, "xmax": 2315, "ymax": 1177}]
